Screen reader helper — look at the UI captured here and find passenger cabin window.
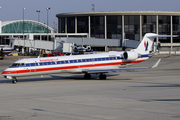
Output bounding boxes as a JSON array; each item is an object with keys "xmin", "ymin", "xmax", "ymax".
[
  {"xmin": 60, "ymin": 61, "xmax": 64, "ymax": 64},
  {"xmin": 98, "ymin": 58, "xmax": 102, "ymax": 61},
  {"xmin": 26, "ymin": 63, "xmax": 30, "ymax": 66},
  {"xmin": 117, "ymin": 56, "xmax": 121, "ymax": 59},
  {"xmin": 70, "ymin": 60, "xmax": 74, "ymax": 63},
  {"xmin": 102, "ymin": 58, "xmax": 105, "ymax": 61},
  {"xmin": 48, "ymin": 62, "xmax": 51, "ymax": 65},
  {"xmin": 65, "ymin": 60, "xmax": 69, "ymax": 63},
  {"xmin": 30, "ymin": 63, "xmax": 35, "ymax": 66},
  {"xmin": 82, "ymin": 59, "xmax": 86, "ymax": 62},
  {"xmin": 106, "ymin": 57, "xmax": 109, "ymax": 60},
  {"xmin": 78, "ymin": 59, "xmax": 82, "ymax": 62}
]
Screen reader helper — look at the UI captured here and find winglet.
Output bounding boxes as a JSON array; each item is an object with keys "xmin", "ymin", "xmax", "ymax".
[{"xmin": 151, "ymin": 59, "xmax": 161, "ymax": 68}]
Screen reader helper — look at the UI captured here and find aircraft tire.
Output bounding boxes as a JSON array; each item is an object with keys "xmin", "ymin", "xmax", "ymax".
[
  {"xmin": 99, "ymin": 74, "xmax": 106, "ymax": 80},
  {"xmin": 84, "ymin": 73, "xmax": 91, "ymax": 79},
  {"xmin": 12, "ymin": 78, "xmax": 17, "ymax": 84}
]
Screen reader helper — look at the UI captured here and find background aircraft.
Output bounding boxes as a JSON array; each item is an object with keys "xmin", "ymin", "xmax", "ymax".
[
  {"xmin": 73, "ymin": 38, "xmax": 92, "ymax": 54},
  {"xmin": 0, "ymin": 40, "xmax": 14, "ymax": 55},
  {"xmin": 73, "ymin": 45, "xmax": 91, "ymax": 54}
]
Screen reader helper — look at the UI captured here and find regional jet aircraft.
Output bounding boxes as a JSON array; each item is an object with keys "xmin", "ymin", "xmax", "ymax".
[
  {"xmin": 73, "ymin": 45, "xmax": 91, "ymax": 54},
  {"xmin": 1, "ymin": 33, "xmax": 177, "ymax": 84},
  {"xmin": 0, "ymin": 40, "xmax": 14, "ymax": 55}
]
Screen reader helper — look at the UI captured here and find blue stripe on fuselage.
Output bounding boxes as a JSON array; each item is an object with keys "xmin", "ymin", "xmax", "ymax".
[{"xmin": 8, "ymin": 55, "xmax": 149, "ymax": 68}]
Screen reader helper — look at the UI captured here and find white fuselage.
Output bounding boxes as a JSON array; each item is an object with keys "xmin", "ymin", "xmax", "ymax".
[{"xmin": 1, "ymin": 52, "xmax": 149, "ymax": 78}]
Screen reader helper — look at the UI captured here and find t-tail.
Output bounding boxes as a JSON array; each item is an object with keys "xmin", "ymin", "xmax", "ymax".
[
  {"xmin": 134, "ymin": 33, "xmax": 178, "ymax": 54},
  {"xmin": 122, "ymin": 33, "xmax": 178, "ymax": 61},
  {"xmin": 0, "ymin": 39, "xmax": 14, "ymax": 55},
  {"xmin": 6, "ymin": 39, "xmax": 14, "ymax": 49}
]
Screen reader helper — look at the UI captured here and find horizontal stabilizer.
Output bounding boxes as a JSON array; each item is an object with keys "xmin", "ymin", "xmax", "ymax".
[
  {"xmin": 147, "ymin": 34, "xmax": 178, "ymax": 38},
  {"xmin": 151, "ymin": 59, "xmax": 161, "ymax": 68}
]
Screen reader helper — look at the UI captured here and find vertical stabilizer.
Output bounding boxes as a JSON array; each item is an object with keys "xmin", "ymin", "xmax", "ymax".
[{"xmin": 4, "ymin": 39, "xmax": 14, "ymax": 49}]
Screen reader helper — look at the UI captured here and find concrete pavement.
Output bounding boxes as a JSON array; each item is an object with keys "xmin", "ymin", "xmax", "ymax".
[{"xmin": 0, "ymin": 55, "xmax": 180, "ymax": 120}]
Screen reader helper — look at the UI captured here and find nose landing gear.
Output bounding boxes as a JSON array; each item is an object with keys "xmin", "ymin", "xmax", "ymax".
[{"xmin": 12, "ymin": 77, "xmax": 17, "ymax": 84}]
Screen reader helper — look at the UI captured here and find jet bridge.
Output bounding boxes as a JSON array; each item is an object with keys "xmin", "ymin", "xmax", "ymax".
[
  {"xmin": 13, "ymin": 38, "xmax": 63, "ymax": 52},
  {"xmin": 12, "ymin": 37, "xmax": 141, "ymax": 53}
]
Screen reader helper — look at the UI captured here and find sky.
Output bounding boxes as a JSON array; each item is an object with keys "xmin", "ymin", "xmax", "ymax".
[{"xmin": 0, "ymin": 0, "xmax": 180, "ymax": 29}]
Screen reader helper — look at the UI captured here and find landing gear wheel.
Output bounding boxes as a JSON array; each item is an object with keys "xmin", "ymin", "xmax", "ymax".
[
  {"xmin": 84, "ymin": 73, "xmax": 91, "ymax": 79},
  {"xmin": 12, "ymin": 78, "xmax": 17, "ymax": 84},
  {"xmin": 99, "ymin": 74, "xmax": 106, "ymax": 80}
]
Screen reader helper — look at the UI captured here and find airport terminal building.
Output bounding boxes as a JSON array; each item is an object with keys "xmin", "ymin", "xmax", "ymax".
[
  {"xmin": 0, "ymin": 20, "xmax": 55, "ymax": 46},
  {"xmin": 0, "ymin": 20, "xmax": 88, "ymax": 47},
  {"xmin": 56, "ymin": 11, "xmax": 180, "ymax": 51}
]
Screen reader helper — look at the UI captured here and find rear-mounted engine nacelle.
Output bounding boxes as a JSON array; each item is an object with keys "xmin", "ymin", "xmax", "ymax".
[{"xmin": 123, "ymin": 51, "xmax": 141, "ymax": 61}]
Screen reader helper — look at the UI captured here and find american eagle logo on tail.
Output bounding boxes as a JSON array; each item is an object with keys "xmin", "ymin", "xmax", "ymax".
[{"xmin": 144, "ymin": 41, "xmax": 148, "ymax": 51}]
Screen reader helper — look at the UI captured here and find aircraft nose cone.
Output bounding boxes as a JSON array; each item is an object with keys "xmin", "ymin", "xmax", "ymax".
[
  {"xmin": 1, "ymin": 71, "xmax": 8, "ymax": 75},
  {"xmin": 1, "ymin": 70, "xmax": 15, "ymax": 75}
]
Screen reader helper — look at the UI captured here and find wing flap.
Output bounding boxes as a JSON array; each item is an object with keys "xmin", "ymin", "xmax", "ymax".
[
  {"xmin": 83, "ymin": 59, "xmax": 161, "ymax": 74},
  {"xmin": 83, "ymin": 67, "xmax": 149, "ymax": 74}
]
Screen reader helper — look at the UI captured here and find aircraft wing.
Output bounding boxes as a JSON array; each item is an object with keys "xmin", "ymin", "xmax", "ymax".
[{"xmin": 82, "ymin": 59, "xmax": 161, "ymax": 74}]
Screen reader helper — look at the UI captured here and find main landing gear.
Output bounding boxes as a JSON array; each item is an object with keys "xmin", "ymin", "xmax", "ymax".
[
  {"xmin": 99, "ymin": 73, "xmax": 106, "ymax": 80},
  {"xmin": 84, "ymin": 73, "xmax": 107, "ymax": 80},
  {"xmin": 12, "ymin": 77, "xmax": 17, "ymax": 84},
  {"xmin": 84, "ymin": 73, "xmax": 91, "ymax": 79}
]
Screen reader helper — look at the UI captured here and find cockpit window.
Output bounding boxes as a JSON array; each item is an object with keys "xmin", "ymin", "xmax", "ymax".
[
  {"xmin": 20, "ymin": 63, "xmax": 25, "ymax": 66},
  {"xmin": 11, "ymin": 63, "xmax": 20, "ymax": 66},
  {"xmin": 11, "ymin": 63, "xmax": 25, "ymax": 66}
]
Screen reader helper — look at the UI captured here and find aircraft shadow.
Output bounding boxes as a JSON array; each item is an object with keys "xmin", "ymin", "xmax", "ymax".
[
  {"xmin": 49, "ymin": 74, "xmax": 131, "ymax": 81},
  {"xmin": 141, "ymin": 99, "xmax": 180, "ymax": 102},
  {"xmin": 0, "ymin": 73, "xmax": 131, "ymax": 83},
  {"xmin": 131, "ymin": 84, "xmax": 180, "ymax": 88}
]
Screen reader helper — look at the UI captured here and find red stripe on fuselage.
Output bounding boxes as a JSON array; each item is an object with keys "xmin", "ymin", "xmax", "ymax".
[{"xmin": 2, "ymin": 60, "xmax": 145, "ymax": 75}]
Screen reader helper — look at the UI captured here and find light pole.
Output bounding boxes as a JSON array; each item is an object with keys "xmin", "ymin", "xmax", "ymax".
[
  {"xmin": 36, "ymin": 10, "xmax": 40, "ymax": 22},
  {"xmin": 22, "ymin": 7, "xmax": 25, "ymax": 54},
  {"xmin": 53, "ymin": 22, "xmax": 55, "ymax": 33},
  {"xmin": 23, "ymin": 7, "xmax": 25, "ymax": 40},
  {"xmin": 46, "ymin": 7, "xmax": 50, "ymax": 41},
  {"xmin": 55, "ymin": 23, "xmax": 57, "ymax": 33}
]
